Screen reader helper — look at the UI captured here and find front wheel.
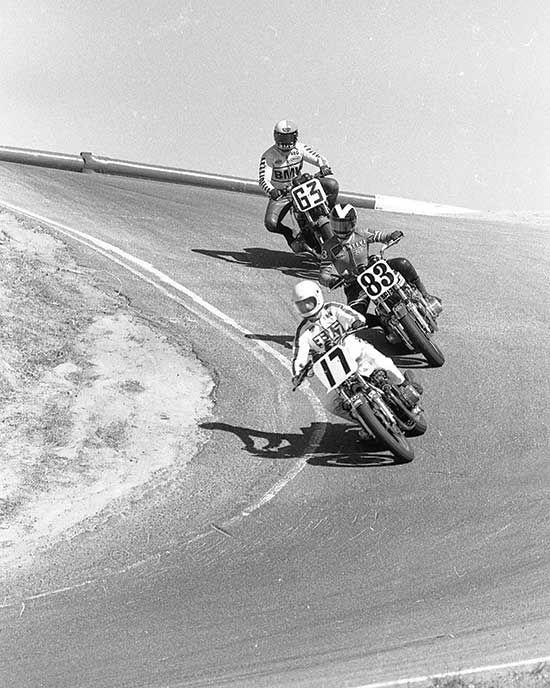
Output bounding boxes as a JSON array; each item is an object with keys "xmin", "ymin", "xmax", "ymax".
[
  {"xmin": 354, "ymin": 400, "xmax": 414, "ymax": 463},
  {"xmin": 302, "ymin": 225, "xmax": 324, "ymax": 256},
  {"xmin": 399, "ymin": 312, "xmax": 445, "ymax": 367}
]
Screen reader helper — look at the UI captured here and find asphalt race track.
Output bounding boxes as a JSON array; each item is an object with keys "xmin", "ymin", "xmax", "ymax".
[{"xmin": 0, "ymin": 163, "xmax": 549, "ymax": 688}]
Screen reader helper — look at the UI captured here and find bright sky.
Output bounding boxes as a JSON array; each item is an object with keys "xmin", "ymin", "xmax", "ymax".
[{"xmin": 2, "ymin": 0, "xmax": 549, "ymax": 211}]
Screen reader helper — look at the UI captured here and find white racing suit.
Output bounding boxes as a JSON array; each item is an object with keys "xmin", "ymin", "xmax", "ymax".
[
  {"xmin": 291, "ymin": 301, "xmax": 405, "ymax": 420},
  {"xmin": 258, "ymin": 142, "xmax": 339, "ymax": 243},
  {"xmin": 259, "ymin": 141, "xmax": 329, "ymax": 195}
]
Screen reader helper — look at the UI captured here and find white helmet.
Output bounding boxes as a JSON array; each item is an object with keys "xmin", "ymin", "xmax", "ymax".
[
  {"xmin": 274, "ymin": 119, "xmax": 298, "ymax": 151},
  {"xmin": 292, "ymin": 280, "xmax": 324, "ymax": 318}
]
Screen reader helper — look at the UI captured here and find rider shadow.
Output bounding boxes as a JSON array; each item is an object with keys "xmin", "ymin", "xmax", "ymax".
[
  {"xmin": 192, "ymin": 247, "xmax": 318, "ymax": 280},
  {"xmin": 245, "ymin": 333, "xmax": 294, "ymax": 350},
  {"xmin": 200, "ymin": 421, "xmax": 405, "ymax": 468}
]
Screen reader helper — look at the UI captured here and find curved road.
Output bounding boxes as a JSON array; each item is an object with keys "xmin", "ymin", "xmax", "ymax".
[{"xmin": 0, "ymin": 164, "xmax": 549, "ymax": 687}]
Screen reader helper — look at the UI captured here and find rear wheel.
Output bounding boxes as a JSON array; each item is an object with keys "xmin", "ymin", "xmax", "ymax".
[
  {"xmin": 354, "ymin": 399, "xmax": 414, "ymax": 463},
  {"xmin": 302, "ymin": 225, "xmax": 323, "ymax": 257},
  {"xmin": 400, "ymin": 312, "xmax": 445, "ymax": 367}
]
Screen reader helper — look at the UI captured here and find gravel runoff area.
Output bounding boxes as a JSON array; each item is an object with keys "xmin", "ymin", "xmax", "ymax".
[{"xmin": 0, "ymin": 209, "xmax": 214, "ymax": 567}]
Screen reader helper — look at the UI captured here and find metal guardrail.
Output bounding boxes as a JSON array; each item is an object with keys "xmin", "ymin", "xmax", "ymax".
[
  {"xmin": 0, "ymin": 145, "xmax": 84, "ymax": 172},
  {"xmin": 0, "ymin": 145, "xmax": 377, "ymax": 210},
  {"xmin": 0, "ymin": 145, "xmax": 476, "ymax": 214}
]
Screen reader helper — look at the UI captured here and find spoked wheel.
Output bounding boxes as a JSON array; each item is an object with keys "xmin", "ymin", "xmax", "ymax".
[{"xmin": 354, "ymin": 400, "xmax": 414, "ymax": 463}]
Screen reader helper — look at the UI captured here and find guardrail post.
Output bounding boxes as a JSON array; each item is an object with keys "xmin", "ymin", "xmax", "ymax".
[{"xmin": 80, "ymin": 152, "xmax": 103, "ymax": 173}]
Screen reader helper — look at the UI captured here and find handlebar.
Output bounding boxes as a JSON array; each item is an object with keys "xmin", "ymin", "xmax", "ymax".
[
  {"xmin": 329, "ymin": 276, "xmax": 347, "ymax": 291},
  {"xmin": 328, "ymin": 236, "xmax": 403, "ymax": 290},
  {"xmin": 292, "ymin": 325, "xmax": 367, "ymax": 390},
  {"xmin": 381, "ymin": 236, "xmax": 402, "ymax": 252},
  {"xmin": 281, "ymin": 169, "xmax": 330, "ymax": 197}
]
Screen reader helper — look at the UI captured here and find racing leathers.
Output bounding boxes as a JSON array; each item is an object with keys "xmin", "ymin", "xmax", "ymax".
[
  {"xmin": 258, "ymin": 142, "xmax": 339, "ymax": 248},
  {"xmin": 291, "ymin": 301, "xmax": 405, "ymax": 420},
  {"xmin": 319, "ymin": 227, "xmax": 422, "ymax": 323}
]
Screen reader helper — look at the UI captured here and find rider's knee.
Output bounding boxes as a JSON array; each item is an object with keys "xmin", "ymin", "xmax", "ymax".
[
  {"xmin": 390, "ymin": 256, "xmax": 418, "ymax": 282},
  {"xmin": 264, "ymin": 205, "xmax": 280, "ymax": 233},
  {"xmin": 320, "ymin": 177, "xmax": 339, "ymax": 206},
  {"xmin": 264, "ymin": 215, "xmax": 278, "ymax": 233}
]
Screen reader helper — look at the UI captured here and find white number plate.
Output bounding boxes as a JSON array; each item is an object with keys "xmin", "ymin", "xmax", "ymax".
[
  {"xmin": 357, "ymin": 258, "xmax": 404, "ymax": 300},
  {"xmin": 313, "ymin": 343, "xmax": 356, "ymax": 391},
  {"xmin": 291, "ymin": 178, "xmax": 327, "ymax": 212}
]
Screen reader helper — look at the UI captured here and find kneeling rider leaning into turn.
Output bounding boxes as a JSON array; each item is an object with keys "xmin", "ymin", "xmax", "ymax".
[{"xmin": 291, "ymin": 280, "xmax": 423, "ymax": 437}]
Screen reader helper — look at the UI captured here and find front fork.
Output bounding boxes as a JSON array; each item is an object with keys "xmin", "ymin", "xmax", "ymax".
[
  {"xmin": 339, "ymin": 381, "xmax": 396, "ymax": 438},
  {"xmin": 376, "ymin": 287, "xmax": 436, "ymax": 348},
  {"xmin": 301, "ymin": 203, "xmax": 332, "ymax": 241},
  {"xmin": 376, "ymin": 296, "xmax": 414, "ymax": 350}
]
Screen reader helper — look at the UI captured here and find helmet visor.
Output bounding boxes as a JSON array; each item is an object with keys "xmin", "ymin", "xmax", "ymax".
[
  {"xmin": 275, "ymin": 131, "xmax": 297, "ymax": 149},
  {"xmin": 295, "ymin": 296, "xmax": 318, "ymax": 315},
  {"xmin": 331, "ymin": 219, "xmax": 355, "ymax": 238}
]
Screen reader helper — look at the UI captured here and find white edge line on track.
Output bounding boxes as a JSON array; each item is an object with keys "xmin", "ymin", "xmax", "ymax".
[
  {"xmin": 351, "ymin": 655, "xmax": 550, "ymax": 688},
  {"xmin": 0, "ymin": 199, "xmax": 327, "ymax": 601}
]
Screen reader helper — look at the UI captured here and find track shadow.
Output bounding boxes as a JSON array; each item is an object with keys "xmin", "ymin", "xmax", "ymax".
[
  {"xmin": 192, "ymin": 246, "xmax": 318, "ymax": 280},
  {"xmin": 355, "ymin": 327, "xmax": 432, "ymax": 368},
  {"xmin": 200, "ymin": 421, "xmax": 406, "ymax": 468},
  {"xmin": 244, "ymin": 333, "xmax": 294, "ymax": 350}
]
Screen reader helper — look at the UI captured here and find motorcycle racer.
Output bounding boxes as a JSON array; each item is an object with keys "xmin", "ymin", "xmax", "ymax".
[
  {"xmin": 291, "ymin": 280, "xmax": 422, "ymax": 425},
  {"xmin": 259, "ymin": 119, "xmax": 339, "ymax": 254},
  {"xmin": 319, "ymin": 203, "xmax": 441, "ymax": 330}
]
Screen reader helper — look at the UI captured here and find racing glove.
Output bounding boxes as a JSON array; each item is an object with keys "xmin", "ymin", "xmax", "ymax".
[
  {"xmin": 319, "ymin": 165, "xmax": 333, "ymax": 177},
  {"xmin": 389, "ymin": 230, "xmax": 404, "ymax": 241},
  {"xmin": 292, "ymin": 373, "xmax": 303, "ymax": 388},
  {"xmin": 269, "ymin": 187, "xmax": 283, "ymax": 200},
  {"xmin": 327, "ymin": 275, "xmax": 343, "ymax": 289}
]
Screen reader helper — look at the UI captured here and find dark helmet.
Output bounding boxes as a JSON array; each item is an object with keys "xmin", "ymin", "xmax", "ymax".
[
  {"xmin": 274, "ymin": 119, "xmax": 298, "ymax": 151},
  {"xmin": 329, "ymin": 203, "xmax": 358, "ymax": 241}
]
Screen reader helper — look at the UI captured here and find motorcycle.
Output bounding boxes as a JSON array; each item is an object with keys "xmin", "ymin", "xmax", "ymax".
[
  {"xmin": 281, "ymin": 170, "xmax": 334, "ymax": 258},
  {"xmin": 293, "ymin": 329, "xmax": 427, "ymax": 463},
  {"xmin": 332, "ymin": 238, "xmax": 445, "ymax": 367}
]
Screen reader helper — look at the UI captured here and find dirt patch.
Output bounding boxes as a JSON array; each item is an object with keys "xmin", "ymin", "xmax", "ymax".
[
  {"xmin": 0, "ymin": 210, "xmax": 214, "ymax": 565},
  {"xmin": 430, "ymin": 664, "xmax": 550, "ymax": 688}
]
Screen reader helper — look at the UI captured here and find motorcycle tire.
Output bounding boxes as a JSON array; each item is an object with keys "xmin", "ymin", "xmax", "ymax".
[
  {"xmin": 302, "ymin": 228, "xmax": 323, "ymax": 257},
  {"xmin": 354, "ymin": 399, "xmax": 415, "ymax": 463},
  {"xmin": 399, "ymin": 312, "xmax": 445, "ymax": 367}
]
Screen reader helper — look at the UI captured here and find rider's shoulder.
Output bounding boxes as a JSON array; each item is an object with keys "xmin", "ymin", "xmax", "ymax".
[
  {"xmin": 324, "ymin": 301, "xmax": 345, "ymax": 314},
  {"xmin": 261, "ymin": 144, "xmax": 279, "ymax": 160},
  {"xmin": 295, "ymin": 318, "xmax": 314, "ymax": 338}
]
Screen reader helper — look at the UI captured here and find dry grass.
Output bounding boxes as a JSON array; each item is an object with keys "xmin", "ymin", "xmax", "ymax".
[
  {"xmin": 0, "ymin": 212, "xmax": 126, "ymax": 525},
  {"xmin": 0, "ymin": 209, "xmax": 213, "ymax": 560},
  {"xmin": 0, "ymin": 223, "xmax": 101, "ymax": 387}
]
